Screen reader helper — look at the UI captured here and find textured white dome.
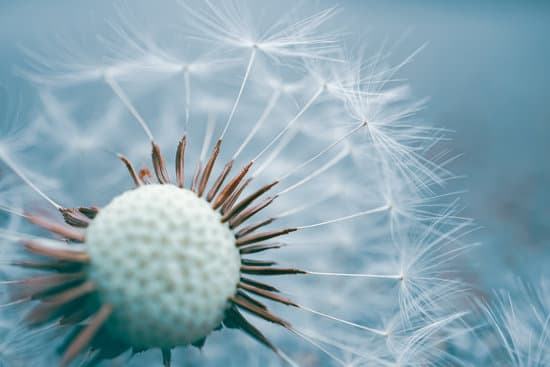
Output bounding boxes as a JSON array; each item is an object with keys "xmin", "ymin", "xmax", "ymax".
[{"xmin": 86, "ymin": 184, "xmax": 240, "ymax": 348}]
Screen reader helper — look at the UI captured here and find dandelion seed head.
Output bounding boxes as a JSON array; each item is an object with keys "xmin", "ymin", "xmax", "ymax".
[
  {"xmin": 87, "ymin": 184, "xmax": 240, "ymax": 348},
  {"xmin": 0, "ymin": 1, "xmax": 473, "ymax": 366}
]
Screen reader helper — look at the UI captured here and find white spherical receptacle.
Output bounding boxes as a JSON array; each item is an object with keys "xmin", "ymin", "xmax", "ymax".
[{"xmin": 86, "ymin": 184, "xmax": 241, "ymax": 348}]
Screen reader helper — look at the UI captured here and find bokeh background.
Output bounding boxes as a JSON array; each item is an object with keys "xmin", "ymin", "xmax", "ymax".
[{"xmin": 2, "ymin": 0, "xmax": 549, "ymax": 290}]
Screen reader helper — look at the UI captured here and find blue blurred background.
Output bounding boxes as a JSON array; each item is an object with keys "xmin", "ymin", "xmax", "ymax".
[{"xmin": 1, "ymin": 0, "xmax": 549, "ymax": 291}]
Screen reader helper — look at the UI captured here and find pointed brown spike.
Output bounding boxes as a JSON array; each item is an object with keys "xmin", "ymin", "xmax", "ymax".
[
  {"xmin": 207, "ymin": 159, "xmax": 234, "ymax": 203},
  {"xmin": 59, "ymin": 208, "xmax": 90, "ymax": 228},
  {"xmin": 26, "ymin": 215, "xmax": 85, "ymax": 242},
  {"xmin": 198, "ymin": 139, "xmax": 222, "ymax": 197},
  {"xmin": 239, "ymin": 282, "xmax": 298, "ymax": 307},
  {"xmin": 25, "ymin": 281, "xmax": 96, "ymax": 325},
  {"xmin": 78, "ymin": 207, "xmax": 99, "ymax": 220},
  {"xmin": 191, "ymin": 162, "xmax": 202, "ymax": 192},
  {"xmin": 6, "ymin": 272, "xmax": 87, "ymax": 304},
  {"xmin": 19, "ymin": 272, "xmax": 86, "ymax": 288},
  {"xmin": 161, "ymin": 348, "xmax": 171, "ymax": 367},
  {"xmin": 118, "ymin": 154, "xmax": 142, "ymax": 187},
  {"xmin": 23, "ymin": 240, "xmax": 90, "ymax": 263},
  {"xmin": 5, "ymin": 272, "xmax": 86, "ymax": 288},
  {"xmin": 230, "ymin": 294, "xmax": 290, "ymax": 327},
  {"xmin": 229, "ymin": 197, "xmax": 276, "ymax": 229},
  {"xmin": 240, "ymin": 266, "xmax": 306, "ymax": 276},
  {"xmin": 222, "ymin": 181, "xmax": 278, "ymax": 222},
  {"xmin": 11, "ymin": 260, "xmax": 80, "ymax": 272},
  {"xmin": 241, "ymin": 259, "xmax": 276, "ymax": 267},
  {"xmin": 41, "ymin": 281, "xmax": 96, "ymax": 305},
  {"xmin": 236, "ymin": 290, "xmax": 267, "ymax": 310},
  {"xmin": 239, "ymin": 243, "xmax": 283, "ymax": 255},
  {"xmin": 224, "ymin": 307, "xmax": 278, "ymax": 352},
  {"xmin": 175, "ymin": 134, "xmax": 187, "ymax": 188},
  {"xmin": 59, "ymin": 327, "xmax": 86, "ymax": 357},
  {"xmin": 23, "ymin": 307, "xmax": 52, "ymax": 329},
  {"xmin": 212, "ymin": 160, "xmax": 253, "ymax": 209},
  {"xmin": 60, "ymin": 303, "xmax": 113, "ymax": 367},
  {"xmin": 236, "ymin": 227, "xmax": 297, "ymax": 247},
  {"xmin": 221, "ymin": 177, "xmax": 252, "ymax": 214},
  {"xmin": 152, "ymin": 142, "xmax": 171, "ymax": 184},
  {"xmin": 240, "ymin": 277, "xmax": 280, "ymax": 292},
  {"xmin": 138, "ymin": 167, "xmax": 153, "ymax": 184},
  {"xmin": 30, "ymin": 273, "xmax": 87, "ymax": 299},
  {"xmin": 236, "ymin": 218, "xmax": 275, "ymax": 238}
]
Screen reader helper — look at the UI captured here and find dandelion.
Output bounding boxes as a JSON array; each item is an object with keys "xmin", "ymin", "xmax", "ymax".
[{"xmin": 1, "ymin": 1, "xmax": 471, "ymax": 366}]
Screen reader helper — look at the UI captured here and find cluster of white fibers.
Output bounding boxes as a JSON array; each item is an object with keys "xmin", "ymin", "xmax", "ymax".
[
  {"xmin": 0, "ymin": 1, "xmax": 474, "ymax": 366},
  {"xmin": 461, "ymin": 277, "xmax": 550, "ymax": 367}
]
